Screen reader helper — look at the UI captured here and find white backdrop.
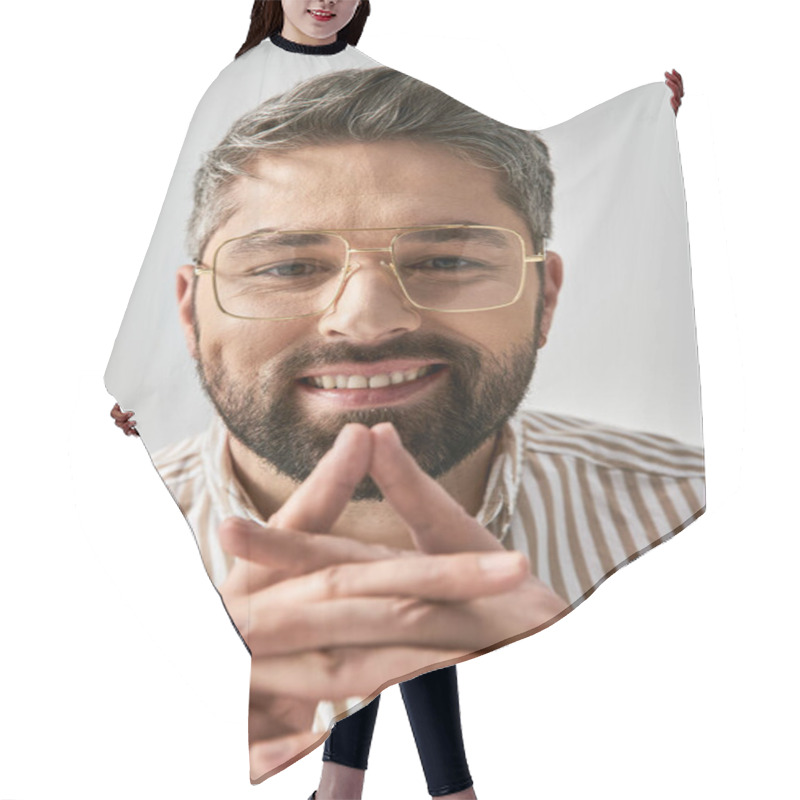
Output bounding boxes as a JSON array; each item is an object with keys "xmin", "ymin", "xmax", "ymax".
[{"xmin": 1, "ymin": 1, "xmax": 797, "ymax": 799}]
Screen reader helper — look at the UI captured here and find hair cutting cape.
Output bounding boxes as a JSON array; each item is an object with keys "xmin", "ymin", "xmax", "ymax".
[{"xmin": 105, "ymin": 35, "xmax": 704, "ymax": 782}]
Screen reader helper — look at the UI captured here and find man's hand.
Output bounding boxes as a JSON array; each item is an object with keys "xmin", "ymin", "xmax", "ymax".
[{"xmin": 219, "ymin": 423, "xmax": 568, "ymax": 779}]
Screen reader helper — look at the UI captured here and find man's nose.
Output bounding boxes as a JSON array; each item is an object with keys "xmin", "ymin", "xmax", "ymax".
[{"xmin": 317, "ymin": 257, "xmax": 422, "ymax": 343}]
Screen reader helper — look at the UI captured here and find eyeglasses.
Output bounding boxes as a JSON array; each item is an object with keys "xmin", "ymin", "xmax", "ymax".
[{"xmin": 194, "ymin": 224, "xmax": 545, "ymax": 321}]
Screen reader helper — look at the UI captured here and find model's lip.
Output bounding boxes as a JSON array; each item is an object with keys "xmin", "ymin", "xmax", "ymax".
[{"xmin": 307, "ymin": 9, "xmax": 336, "ymax": 20}]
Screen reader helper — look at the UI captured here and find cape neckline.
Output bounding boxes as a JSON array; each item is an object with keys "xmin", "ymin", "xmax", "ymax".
[{"xmin": 269, "ymin": 32, "xmax": 348, "ymax": 55}]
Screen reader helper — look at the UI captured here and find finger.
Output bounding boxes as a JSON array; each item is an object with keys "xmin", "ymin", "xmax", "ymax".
[
  {"xmin": 219, "ymin": 517, "xmax": 403, "ymax": 586},
  {"xmin": 249, "ymin": 730, "xmax": 323, "ymax": 782},
  {"xmin": 246, "ymin": 577, "xmax": 567, "ymax": 665},
  {"xmin": 111, "ymin": 404, "xmax": 134, "ymax": 421},
  {"xmin": 230, "ymin": 551, "xmax": 527, "ymax": 643},
  {"xmin": 369, "ymin": 422, "xmax": 504, "ymax": 553},
  {"xmin": 245, "ymin": 576, "xmax": 535, "ymax": 657},
  {"xmin": 269, "ymin": 423, "xmax": 371, "ymax": 533},
  {"xmin": 260, "ymin": 551, "xmax": 528, "ymax": 609},
  {"xmin": 250, "ymin": 646, "xmax": 467, "ymax": 702}
]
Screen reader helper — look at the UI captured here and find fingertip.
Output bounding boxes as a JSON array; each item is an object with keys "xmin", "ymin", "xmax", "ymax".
[
  {"xmin": 340, "ymin": 421, "xmax": 370, "ymax": 434},
  {"xmin": 370, "ymin": 423, "xmax": 406, "ymax": 470},
  {"xmin": 371, "ymin": 421, "xmax": 400, "ymax": 445},
  {"xmin": 219, "ymin": 517, "xmax": 256, "ymax": 550},
  {"xmin": 335, "ymin": 423, "xmax": 373, "ymax": 472},
  {"xmin": 218, "ymin": 517, "xmax": 240, "ymax": 545},
  {"xmin": 336, "ymin": 422, "xmax": 371, "ymax": 448},
  {"xmin": 478, "ymin": 550, "xmax": 528, "ymax": 578}
]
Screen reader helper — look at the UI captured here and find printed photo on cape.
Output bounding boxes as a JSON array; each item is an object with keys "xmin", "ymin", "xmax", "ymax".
[{"xmin": 106, "ymin": 46, "xmax": 704, "ymax": 782}]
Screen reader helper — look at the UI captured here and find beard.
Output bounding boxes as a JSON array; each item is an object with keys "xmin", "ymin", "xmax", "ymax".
[{"xmin": 197, "ymin": 324, "xmax": 540, "ymax": 501}]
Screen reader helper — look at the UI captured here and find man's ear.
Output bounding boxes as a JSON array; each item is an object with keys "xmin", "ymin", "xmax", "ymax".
[
  {"xmin": 539, "ymin": 250, "xmax": 564, "ymax": 345},
  {"xmin": 176, "ymin": 264, "xmax": 199, "ymax": 359}
]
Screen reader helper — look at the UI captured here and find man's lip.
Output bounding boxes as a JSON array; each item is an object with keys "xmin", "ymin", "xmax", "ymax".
[
  {"xmin": 297, "ymin": 366, "xmax": 448, "ymax": 408},
  {"xmin": 297, "ymin": 360, "xmax": 444, "ymax": 380}
]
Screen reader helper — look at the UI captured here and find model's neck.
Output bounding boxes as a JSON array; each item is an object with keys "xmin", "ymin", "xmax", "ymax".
[{"xmin": 228, "ymin": 433, "xmax": 499, "ymax": 551}]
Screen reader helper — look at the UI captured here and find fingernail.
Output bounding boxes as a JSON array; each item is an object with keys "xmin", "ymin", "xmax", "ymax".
[{"xmin": 478, "ymin": 552, "xmax": 524, "ymax": 576}]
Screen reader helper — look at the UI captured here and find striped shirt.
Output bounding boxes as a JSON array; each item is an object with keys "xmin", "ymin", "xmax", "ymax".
[
  {"xmin": 155, "ymin": 409, "xmax": 705, "ymax": 607},
  {"xmin": 155, "ymin": 410, "xmax": 704, "ymax": 730}
]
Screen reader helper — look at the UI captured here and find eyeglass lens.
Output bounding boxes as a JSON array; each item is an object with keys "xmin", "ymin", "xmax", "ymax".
[{"xmin": 214, "ymin": 227, "xmax": 525, "ymax": 318}]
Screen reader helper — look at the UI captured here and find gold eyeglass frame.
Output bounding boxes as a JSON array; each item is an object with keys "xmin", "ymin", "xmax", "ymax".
[{"xmin": 194, "ymin": 224, "xmax": 546, "ymax": 322}]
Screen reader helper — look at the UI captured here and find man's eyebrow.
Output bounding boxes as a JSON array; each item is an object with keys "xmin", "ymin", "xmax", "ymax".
[
  {"xmin": 226, "ymin": 231, "xmax": 333, "ymax": 253},
  {"xmin": 402, "ymin": 226, "xmax": 512, "ymax": 247}
]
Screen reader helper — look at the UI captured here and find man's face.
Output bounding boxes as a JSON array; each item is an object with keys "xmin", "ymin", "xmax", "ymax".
[{"xmin": 178, "ymin": 141, "xmax": 562, "ymax": 499}]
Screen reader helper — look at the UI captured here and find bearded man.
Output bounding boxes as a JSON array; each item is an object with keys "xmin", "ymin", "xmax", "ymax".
[{"xmin": 154, "ymin": 67, "xmax": 704, "ymax": 783}]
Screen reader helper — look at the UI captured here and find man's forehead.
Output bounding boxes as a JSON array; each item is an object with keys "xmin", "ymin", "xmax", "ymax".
[
  {"xmin": 219, "ymin": 140, "xmax": 530, "ymax": 240},
  {"xmin": 241, "ymin": 140, "xmax": 489, "ymax": 195}
]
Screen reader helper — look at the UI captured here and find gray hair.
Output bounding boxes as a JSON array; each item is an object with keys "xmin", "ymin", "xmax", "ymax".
[{"xmin": 188, "ymin": 67, "xmax": 554, "ymax": 261}]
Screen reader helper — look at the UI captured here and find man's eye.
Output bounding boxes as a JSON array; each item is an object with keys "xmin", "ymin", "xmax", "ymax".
[
  {"xmin": 409, "ymin": 257, "xmax": 484, "ymax": 271},
  {"xmin": 251, "ymin": 261, "xmax": 330, "ymax": 278}
]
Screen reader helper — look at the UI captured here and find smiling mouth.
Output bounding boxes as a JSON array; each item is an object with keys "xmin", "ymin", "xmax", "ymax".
[
  {"xmin": 301, "ymin": 364, "xmax": 444, "ymax": 390},
  {"xmin": 307, "ymin": 9, "xmax": 336, "ymax": 21}
]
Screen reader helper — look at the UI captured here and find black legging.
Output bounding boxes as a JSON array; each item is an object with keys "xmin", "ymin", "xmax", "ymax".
[{"xmin": 323, "ymin": 666, "xmax": 473, "ymax": 797}]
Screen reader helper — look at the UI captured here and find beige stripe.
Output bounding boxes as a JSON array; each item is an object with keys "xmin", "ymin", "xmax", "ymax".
[
  {"xmin": 196, "ymin": 490, "xmax": 212, "ymax": 553},
  {"xmin": 585, "ymin": 424, "xmax": 705, "ymax": 460},
  {"xmin": 623, "ymin": 470, "xmax": 661, "ymax": 544},
  {"xmin": 575, "ymin": 459, "xmax": 615, "ymax": 576},
  {"xmin": 532, "ymin": 411, "xmax": 587, "ymax": 431},
  {"xmin": 520, "ymin": 415, "xmax": 549, "ymax": 435},
  {"xmin": 677, "ymin": 477, "xmax": 703, "ymax": 515},
  {"xmin": 537, "ymin": 411, "xmax": 699, "ymax": 450},
  {"xmin": 526, "ymin": 452, "xmax": 569, "ymax": 602},
  {"xmin": 595, "ymin": 467, "xmax": 638, "ymax": 556},
  {"xmin": 649, "ymin": 474, "xmax": 683, "ymax": 531},
  {"xmin": 514, "ymin": 482, "xmax": 540, "ymax": 578},
  {"xmin": 175, "ymin": 474, "xmax": 194, "ymax": 519},
  {"xmin": 155, "ymin": 455, "xmax": 188, "ymax": 483},
  {"xmin": 551, "ymin": 454, "xmax": 593, "ymax": 595},
  {"xmin": 524, "ymin": 435, "xmax": 702, "ymax": 477},
  {"xmin": 584, "ymin": 430, "xmax": 704, "ymax": 464},
  {"xmin": 162, "ymin": 454, "xmax": 204, "ymax": 485},
  {"xmin": 529, "ymin": 412, "xmax": 704, "ymax": 463}
]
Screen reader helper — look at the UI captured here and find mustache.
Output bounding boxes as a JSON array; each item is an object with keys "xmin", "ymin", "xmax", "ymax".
[{"xmin": 273, "ymin": 333, "xmax": 483, "ymax": 377}]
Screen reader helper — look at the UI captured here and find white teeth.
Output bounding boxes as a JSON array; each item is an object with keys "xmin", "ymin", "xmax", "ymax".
[
  {"xmin": 309, "ymin": 366, "xmax": 435, "ymax": 390},
  {"xmin": 368, "ymin": 374, "xmax": 391, "ymax": 389},
  {"xmin": 347, "ymin": 375, "xmax": 369, "ymax": 389}
]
